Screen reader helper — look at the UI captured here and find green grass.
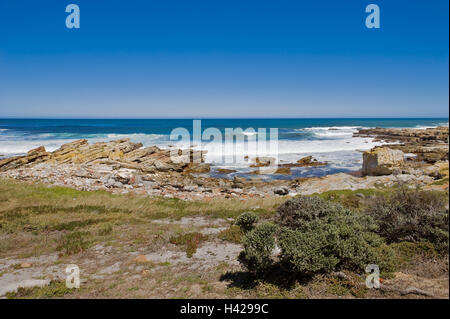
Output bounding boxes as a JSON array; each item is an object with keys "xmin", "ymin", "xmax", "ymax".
[
  {"xmin": 0, "ymin": 178, "xmax": 282, "ymax": 258},
  {"xmin": 218, "ymin": 225, "xmax": 243, "ymax": 244},
  {"xmin": 312, "ymin": 188, "xmax": 390, "ymax": 210},
  {"xmin": 97, "ymin": 222, "xmax": 113, "ymax": 236},
  {"xmin": 390, "ymin": 241, "xmax": 438, "ymax": 265},
  {"xmin": 0, "ymin": 178, "xmax": 281, "ymax": 221},
  {"xmin": 312, "ymin": 187, "xmax": 449, "ymax": 210},
  {"xmin": 6, "ymin": 280, "xmax": 75, "ymax": 299},
  {"xmin": 57, "ymin": 231, "xmax": 92, "ymax": 255},
  {"xmin": 432, "ymin": 178, "xmax": 449, "ymax": 186},
  {"xmin": 327, "ymin": 276, "xmax": 367, "ymax": 298}
]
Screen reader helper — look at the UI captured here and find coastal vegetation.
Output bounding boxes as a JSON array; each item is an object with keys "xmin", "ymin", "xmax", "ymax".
[
  {"xmin": 0, "ymin": 177, "xmax": 448, "ymax": 299},
  {"xmin": 237, "ymin": 190, "xmax": 448, "ymax": 279},
  {"xmin": 0, "ymin": 126, "xmax": 448, "ymax": 298}
]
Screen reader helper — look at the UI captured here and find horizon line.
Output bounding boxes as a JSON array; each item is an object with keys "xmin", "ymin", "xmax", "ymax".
[{"xmin": 0, "ymin": 116, "xmax": 449, "ymax": 120}]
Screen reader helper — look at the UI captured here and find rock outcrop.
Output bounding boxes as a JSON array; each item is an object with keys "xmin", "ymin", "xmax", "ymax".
[
  {"xmin": 355, "ymin": 126, "xmax": 449, "ymax": 163},
  {"xmin": 250, "ymin": 157, "xmax": 276, "ymax": 167},
  {"xmin": 0, "ymin": 132, "xmax": 446, "ymax": 200},
  {"xmin": 279, "ymin": 155, "xmax": 328, "ymax": 168},
  {"xmin": 362, "ymin": 147, "xmax": 405, "ymax": 176},
  {"xmin": 356, "ymin": 126, "xmax": 449, "ymax": 144},
  {"xmin": 0, "ymin": 138, "xmax": 207, "ymax": 174}
]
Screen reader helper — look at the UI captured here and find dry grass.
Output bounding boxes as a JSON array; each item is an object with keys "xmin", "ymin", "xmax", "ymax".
[
  {"xmin": 0, "ymin": 178, "xmax": 282, "ymax": 219},
  {"xmin": 0, "ymin": 178, "xmax": 448, "ymax": 299},
  {"xmin": 0, "ymin": 178, "xmax": 282, "ymax": 258}
]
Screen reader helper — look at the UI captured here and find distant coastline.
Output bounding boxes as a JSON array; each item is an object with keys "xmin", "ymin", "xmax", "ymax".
[{"xmin": 0, "ymin": 118, "xmax": 448, "ymax": 177}]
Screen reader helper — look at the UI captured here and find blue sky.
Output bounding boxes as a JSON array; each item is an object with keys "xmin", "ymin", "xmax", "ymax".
[{"xmin": 0, "ymin": 0, "xmax": 448, "ymax": 118}]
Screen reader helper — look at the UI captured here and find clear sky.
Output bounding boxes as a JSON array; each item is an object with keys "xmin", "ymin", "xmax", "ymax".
[{"xmin": 0, "ymin": 0, "xmax": 448, "ymax": 118}]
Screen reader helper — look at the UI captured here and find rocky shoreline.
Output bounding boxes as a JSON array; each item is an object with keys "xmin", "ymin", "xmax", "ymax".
[{"xmin": 0, "ymin": 127, "xmax": 448, "ymax": 199}]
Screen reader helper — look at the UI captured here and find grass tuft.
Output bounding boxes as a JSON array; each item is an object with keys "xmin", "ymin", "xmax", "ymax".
[{"xmin": 170, "ymin": 232, "xmax": 207, "ymax": 258}]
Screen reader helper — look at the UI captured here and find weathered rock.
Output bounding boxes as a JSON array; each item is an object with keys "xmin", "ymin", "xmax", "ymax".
[
  {"xmin": 296, "ymin": 172, "xmax": 435, "ymax": 195},
  {"xmin": 0, "ymin": 156, "xmax": 20, "ymax": 170},
  {"xmin": 184, "ymin": 163, "xmax": 211, "ymax": 174},
  {"xmin": 27, "ymin": 146, "xmax": 46, "ymax": 156},
  {"xmin": 232, "ymin": 176, "xmax": 246, "ymax": 188},
  {"xmin": 278, "ymin": 156, "xmax": 327, "ymax": 168},
  {"xmin": 115, "ymin": 169, "xmax": 135, "ymax": 184},
  {"xmin": 362, "ymin": 147, "xmax": 405, "ymax": 176},
  {"xmin": 274, "ymin": 167, "xmax": 291, "ymax": 175},
  {"xmin": 0, "ymin": 150, "xmax": 49, "ymax": 172},
  {"xmin": 356, "ymin": 126, "xmax": 449, "ymax": 143},
  {"xmin": 113, "ymin": 181, "xmax": 124, "ymax": 188},
  {"xmin": 422, "ymin": 163, "xmax": 445, "ymax": 179},
  {"xmin": 183, "ymin": 185, "xmax": 197, "ymax": 192},
  {"xmin": 135, "ymin": 255, "xmax": 149, "ymax": 264},
  {"xmin": 104, "ymin": 178, "xmax": 117, "ymax": 188},
  {"xmin": 355, "ymin": 126, "xmax": 449, "ymax": 164},
  {"xmin": 216, "ymin": 168, "xmax": 237, "ymax": 174},
  {"xmin": 0, "ymin": 138, "xmax": 208, "ymax": 175},
  {"xmin": 59, "ymin": 139, "xmax": 89, "ymax": 150},
  {"xmin": 297, "ymin": 155, "xmax": 313, "ymax": 165},
  {"xmin": 124, "ymin": 146, "xmax": 159, "ymax": 161},
  {"xmin": 273, "ymin": 186, "xmax": 289, "ymax": 195},
  {"xmin": 250, "ymin": 156, "xmax": 276, "ymax": 167}
]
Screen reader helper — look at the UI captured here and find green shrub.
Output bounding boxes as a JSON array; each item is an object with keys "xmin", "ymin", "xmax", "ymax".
[
  {"xmin": 278, "ymin": 225, "xmax": 338, "ymax": 274},
  {"xmin": 239, "ymin": 196, "xmax": 387, "ymax": 276},
  {"xmin": 238, "ymin": 222, "xmax": 278, "ymax": 274},
  {"xmin": 277, "ymin": 207, "xmax": 383, "ymax": 274},
  {"xmin": 276, "ymin": 196, "xmax": 341, "ymax": 230},
  {"xmin": 365, "ymin": 188, "xmax": 449, "ymax": 253},
  {"xmin": 235, "ymin": 212, "xmax": 259, "ymax": 233}
]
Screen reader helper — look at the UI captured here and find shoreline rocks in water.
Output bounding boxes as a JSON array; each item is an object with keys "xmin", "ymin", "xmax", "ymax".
[
  {"xmin": 279, "ymin": 155, "xmax": 328, "ymax": 168},
  {"xmin": 356, "ymin": 126, "xmax": 449, "ymax": 163},
  {"xmin": 250, "ymin": 156, "xmax": 276, "ymax": 167},
  {"xmin": 358, "ymin": 126, "xmax": 449, "ymax": 177},
  {"xmin": 216, "ymin": 168, "xmax": 237, "ymax": 174},
  {"xmin": 362, "ymin": 147, "xmax": 405, "ymax": 176},
  {"xmin": 0, "ymin": 126, "xmax": 448, "ymax": 199}
]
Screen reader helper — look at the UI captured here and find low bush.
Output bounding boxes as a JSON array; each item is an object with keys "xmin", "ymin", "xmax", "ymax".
[
  {"xmin": 238, "ymin": 222, "xmax": 278, "ymax": 275},
  {"xmin": 276, "ymin": 196, "xmax": 337, "ymax": 230},
  {"xmin": 238, "ymin": 196, "xmax": 386, "ymax": 276},
  {"xmin": 365, "ymin": 188, "xmax": 449, "ymax": 253},
  {"xmin": 277, "ymin": 203, "xmax": 383, "ymax": 274},
  {"xmin": 235, "ymin": 212, "xmax": 259, "ymax": 233}
]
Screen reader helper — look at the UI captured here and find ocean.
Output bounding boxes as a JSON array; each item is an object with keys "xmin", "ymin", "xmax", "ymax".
[{"xmin": 0, "ymin": 118, "xmax": 448, "ymax": 179}]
